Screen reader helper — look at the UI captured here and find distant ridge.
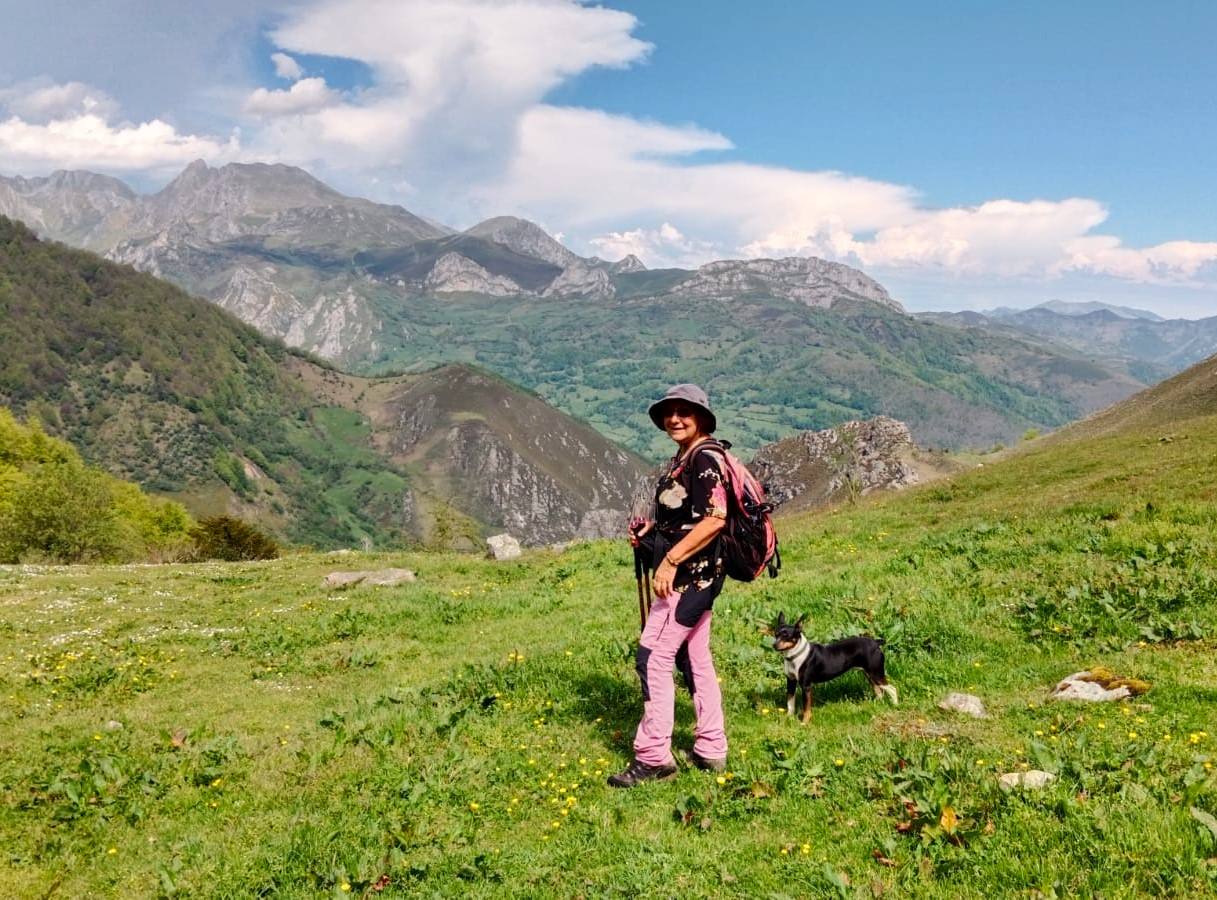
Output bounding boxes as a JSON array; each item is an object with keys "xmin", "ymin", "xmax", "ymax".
[
  {"xmin": 984, "ymin": 300, "xmax": 1165, "ymax": 321},
  {"xmin": 923, "ymin": 304, "xmax": 1217, "ymax": 386},
  {"xmin": 1033, "ymin": 300, "xmax": 1165, "ymax": 321}
]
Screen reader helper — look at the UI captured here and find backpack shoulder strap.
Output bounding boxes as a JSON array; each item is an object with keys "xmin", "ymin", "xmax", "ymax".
[
  {"xmin": 683, "ymin": 438, "xmax": 736, "ymax": 503},
  {"xmin": 674, "ymin": 437, "xmax": 726, "ymax": 478}
]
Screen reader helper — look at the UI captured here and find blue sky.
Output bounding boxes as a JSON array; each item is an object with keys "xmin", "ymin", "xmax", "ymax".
[
  {"xmin": 1, "ymin": 0, "xmax": 1215, "ymax": 316},
  {"xmin": 557, "ymin": 1, "xmax": 1217, "ymax": 246}
]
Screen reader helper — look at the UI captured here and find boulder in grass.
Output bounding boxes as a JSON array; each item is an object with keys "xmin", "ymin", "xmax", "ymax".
[
  {"xmin": 324, "ymin": 568, "xmax": 416, "ymax": 588},
  {"xmin": 998, "ymin": 770, "xmax": 1056, "ymax": 790},
  {"xmin": 938, "ymin": 692, "xmax": 988, "ymax": 718},
  {"xmin": 486, "ymin": 533, "xmax": 522, "ymax": 560},
  {"xmin": 1050, "ymin": 667, "xmax": 1150, "ymax": 703}
]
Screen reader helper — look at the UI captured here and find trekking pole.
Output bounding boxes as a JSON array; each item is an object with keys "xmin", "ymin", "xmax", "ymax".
[
  {"xmin": 642, "ymin": 555, "xmax": 654, "ymax": 625},
  {"xmin": 634, "ymin": 545, "xmax": 648, "ymax": 631}
]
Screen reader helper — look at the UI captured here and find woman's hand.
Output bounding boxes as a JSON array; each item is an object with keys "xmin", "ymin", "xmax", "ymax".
[
  {"xmin": 652, "ymin": 558, "xmax": 677, "ymax": 598},
  {"xmin": 628, "ymin": 518, "xmax": 653, "ymax": 548}
]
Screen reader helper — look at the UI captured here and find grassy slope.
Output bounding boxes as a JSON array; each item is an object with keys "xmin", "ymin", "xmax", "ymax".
[{"xmin": 2, "ymin": 412, "xmax": 1216, "ymax": 896}]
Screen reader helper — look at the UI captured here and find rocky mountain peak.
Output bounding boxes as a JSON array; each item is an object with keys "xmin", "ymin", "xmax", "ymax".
[
  {"xmin": 0, "ymin": 169, "xmax": 138, "ymax": 248},
  {"xmin": 668, "ymin": 256, "xmax": 902, "ymax": 311},
  {"xmin": 44, "ymin": 170, "xmax": 138, "ymax": 197},
  {"xmin": 465, "ymin": 215, "xmax": 579, "ymax": 268},
  {"xmin": 153, "ymin": 160, "xmax": 344, "ymax": 214},
  {"xmin": 119, "ymin": 161, "xmax": 448, "ymax": 249},
  {"xmin": 610, "ymin": 253, "xmax": 647, "ymax": 274}
]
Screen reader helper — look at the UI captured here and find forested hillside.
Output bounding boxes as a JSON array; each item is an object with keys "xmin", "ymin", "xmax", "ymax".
[{"xmin": 0, "ymin": 216, "xmax": 413, "ymax": 548}]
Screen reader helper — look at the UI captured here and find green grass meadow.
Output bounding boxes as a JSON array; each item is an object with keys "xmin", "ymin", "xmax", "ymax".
[{"xmin": 3, "ymin": 417, "xmax": 1217, "ymax": 897}]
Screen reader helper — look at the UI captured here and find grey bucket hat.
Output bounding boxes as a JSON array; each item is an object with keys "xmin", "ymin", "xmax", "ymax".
[{"xmin": 648, "ymin": 383, "xmax": 716, "ymax": 433}]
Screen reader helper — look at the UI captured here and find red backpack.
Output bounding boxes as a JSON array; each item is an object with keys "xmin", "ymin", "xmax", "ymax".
[{"xmin": 692, "ymin": 439, "xmax": 781, "ymax": 582}]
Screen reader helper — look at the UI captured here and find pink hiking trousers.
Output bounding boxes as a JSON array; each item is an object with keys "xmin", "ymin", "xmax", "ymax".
[{"xmin": 633, "ymin": 589, "xmax": 728, "ymax": 766}]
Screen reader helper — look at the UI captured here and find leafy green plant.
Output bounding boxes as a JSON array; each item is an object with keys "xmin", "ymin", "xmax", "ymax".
[
  {"xmin": 189, "ymin": 515, "xmax": 280, "ymax": 561},
  {"xmin": 0, "ymin": 408, "xmax": 193, "ymax": 563}
]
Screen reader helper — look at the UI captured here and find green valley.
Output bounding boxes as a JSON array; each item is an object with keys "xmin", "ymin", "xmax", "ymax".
[{"xmin": 363, "ymin": 289, "xmax": 1139, "ymax": 458}]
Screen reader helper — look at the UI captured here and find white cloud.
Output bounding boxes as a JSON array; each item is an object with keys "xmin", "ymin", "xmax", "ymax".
[
  {"xmin": 589, "ymin": 222, "xmax": 723, "ymax": 269},
  {"xmin": 248, "ymin": 0, "xmax": 651, "ymax": 184},
  {"xmin": 0, "ymin": 81, "xmax": 238, "ymax": 174},
  {"xmin": 244, "ymin": 77, "xmax": 339, "ymax": 117},
  {"xmin": 1056, "ymin": 236, "xmax": 1217, "ymax": 285},
  {"xmin": 0, "ymin": 80, "xmax": 120, "ymax": 123},
  {"xmin": 745, "ymin": 198, "xmax": 1113, "ymax": 277},
  {"xmin": 271, "ymin": 52, "xmax": 304, "ymax": 80},
  {"xmin": 482, "ymin": 106, "xmax": 1217, "ymax": 289}
]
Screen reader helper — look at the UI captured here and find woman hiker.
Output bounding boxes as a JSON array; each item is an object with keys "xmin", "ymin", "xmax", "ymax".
[{"xmin": 609, "ymin": 384, "xmax": 730, "ymax": 788}]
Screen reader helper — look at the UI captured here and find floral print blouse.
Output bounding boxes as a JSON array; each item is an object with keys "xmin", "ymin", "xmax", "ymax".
[{"xmin": 654, "ymin": 441, "xmax": 729, "ymax": 592}]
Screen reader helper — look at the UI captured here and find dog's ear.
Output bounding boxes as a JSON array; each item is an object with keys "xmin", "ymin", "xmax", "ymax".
[
  {"xmin": 776, "ymin": 611, "xmax": 786, "ymax": 627},
  {"xmin": 794, "ymin": 613, "xmax": 805, "ymax": 629}
]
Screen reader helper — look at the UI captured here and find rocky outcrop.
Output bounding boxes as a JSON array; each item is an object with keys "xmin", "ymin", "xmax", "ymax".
[
  {"xmin": 217, "ymin": 264, "xmax": 308, "ymax": 335},
  {"xmin": 750, "ymin": 417, "xmax": 919, "ymax": 512},
  {"xmin": 282, "ymin": 286, "xmax": 381, "ymax": 362},
  {"xmin": 610, "ymin": 254, "xmax": 647, "ymax": 274},
  {"xmin": 424, "ymin": 252, "xmax": 523, "ymax": 296},
  {"xmin": 446, "ymin": 420, "xmax": 588, "ymax": 545},
  {"xmin": 668, "ymin": 257, "xmax": 902, "ymax": 311},
  {"xmin": 543, "ymin": 260, "xmax": 615, "ymax": 299}
]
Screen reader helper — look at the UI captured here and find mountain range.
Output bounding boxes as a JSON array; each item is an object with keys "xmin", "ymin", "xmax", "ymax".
[
  {"xmin": 919, "ymin": 305, "xmax": 1217, "ymax": 386},
  {"xmin": 987, "ymin": 300, "xmax": 1166, "ymax": 321},
  {"xmin": 0, "ymin": 217, "xmax": 643, "ymax": 548},
  {"xmin": 1, "ymin": 160, "xmax": 1162, "ymax": 455}
]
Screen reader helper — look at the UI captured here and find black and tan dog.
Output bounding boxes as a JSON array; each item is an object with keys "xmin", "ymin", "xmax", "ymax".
[{"xmin": 770, "ymin": 613, "xmax": 898, "ymax": 722}]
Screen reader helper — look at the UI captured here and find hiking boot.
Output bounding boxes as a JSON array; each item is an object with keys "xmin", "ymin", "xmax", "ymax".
[
  {"xmin": 688, "ymin": 750, "xmax": 727, "ymax": 772},
  {"xmin": 606, "ymin": 758, "xmax": 677, "ymax": 788}
]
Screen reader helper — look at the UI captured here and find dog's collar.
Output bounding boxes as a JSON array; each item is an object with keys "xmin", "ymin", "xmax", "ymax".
[{"xmin": 781, "ymin": 635, "xmax": 811, "ymax": 669}]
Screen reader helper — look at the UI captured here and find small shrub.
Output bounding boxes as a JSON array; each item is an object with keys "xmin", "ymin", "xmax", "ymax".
[{"xmin": 190, "ymin": 515, "xmax": 280, "ymax": 561}]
